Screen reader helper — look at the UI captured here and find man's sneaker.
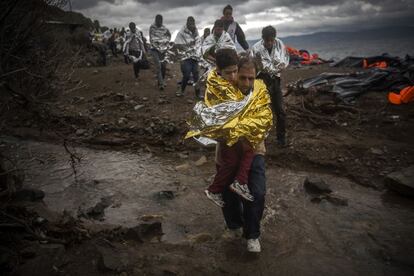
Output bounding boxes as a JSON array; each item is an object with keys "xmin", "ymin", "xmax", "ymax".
[
  {"xmin": 222, "ymin": 227, "xmax": 243, "ymax": 240},
  {"xmin": 204, "ymin": 190, "xmax": 224, "ymax": 207},
  {"xmin": 176, "ymin": 90, "xmax": 183, "ymax": 97},
  {"xmin": 229, "ymin": 180, "xmax": 254, "ymax": 202},
  {"xmin": 247, "ymin": 238, "xmax": 261, "ymax": 253}
]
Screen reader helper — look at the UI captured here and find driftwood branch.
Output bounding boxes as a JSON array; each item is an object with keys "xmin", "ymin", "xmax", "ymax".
[
  {"xmin": 0, "ymin": 67, "xmax": 27, "ymax": 78},
  {"xmin": 0, "ymin": 211, "xmax": 67, "ymax": 244},
  {"xmin": 63, "ymin": 140, "xmax": 81, "ymax": 182}
]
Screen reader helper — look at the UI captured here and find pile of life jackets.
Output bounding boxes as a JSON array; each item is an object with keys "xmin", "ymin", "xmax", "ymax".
[
  {"xmin": 388, "ymin": 86, "xmax": 414, "ymax": 105},
  {"xmin": 363, "ymin": 59, "xmax": 388, "ymax": 69},
  {"xmin": 332, "ymin": 54, "xmax": 405, "ymax": 68},
  {"xmin": 289, "ymin": 53, "xmax": 414, "ymax": 104},
  {"xmin": 287, "ymin": 46, "xmax": 326, "ymax": 65}
]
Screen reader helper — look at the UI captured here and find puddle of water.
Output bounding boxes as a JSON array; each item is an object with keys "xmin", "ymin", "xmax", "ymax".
[
  {"xmin": 1, "ymin": 136, "xmax": 210, "ymax": 244},
  {"xmin": 265, "ymin": 167, "xmax": 414, "ymax": 272},
  {"xmin": 2, "ymin": 137, "xmax": 179, "ymax": 221},
  {"xmin": 2, "ymin": 136, "xmax": 414, "ymax": 274}
]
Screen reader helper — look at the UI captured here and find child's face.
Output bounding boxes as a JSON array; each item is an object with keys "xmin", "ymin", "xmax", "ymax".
[{"xmin": 218, "ymin": 65, "xmax": 238, "ymax": 85}]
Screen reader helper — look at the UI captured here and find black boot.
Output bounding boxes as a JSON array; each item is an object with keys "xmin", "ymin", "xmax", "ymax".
[{"xmin": 277, "ymin": 135, "xmax": 286, "ymax": 147}]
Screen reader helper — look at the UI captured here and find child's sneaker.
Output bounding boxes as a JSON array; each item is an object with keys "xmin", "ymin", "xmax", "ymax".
[
  {"xmin": 230, "ymin": 180, "xmax": 254, "ymax": 201},
  {"xmin": 247, "ymin": 238, "xmax": 261, "ymax": 253},
  {"xmin": 204, "ymin": 190, "xmax": 225, "ymax": 207}
]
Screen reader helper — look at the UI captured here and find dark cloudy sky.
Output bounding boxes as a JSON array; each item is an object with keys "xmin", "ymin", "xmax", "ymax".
[{"xmin": 70, "ymin": 0, "xmax": 414, "ymax": 39}]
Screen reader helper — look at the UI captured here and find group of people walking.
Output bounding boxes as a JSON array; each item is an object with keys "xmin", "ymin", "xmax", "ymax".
[
  {"xmin": 122, "ymin": 4, "xmax": 290, "ymax": 253},
  {"xmin": 123, "ymin": 4, "xmax": 289, "ymax": 145}
]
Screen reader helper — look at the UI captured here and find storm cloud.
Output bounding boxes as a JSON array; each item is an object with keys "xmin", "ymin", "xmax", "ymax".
[{"xmin": 70, "ymin": 0, "xmax": 414, "ymax": 39}]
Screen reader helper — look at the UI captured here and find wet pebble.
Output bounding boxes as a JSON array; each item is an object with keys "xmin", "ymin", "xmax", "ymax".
[
  {"xmin": 177, "ymin": 152, "xmax": 189, "ymax": 159},
  {"xmin": 194, "ymin": 155, "xmax": 207, "ymax": 166},
  {"xmin": 156, "ymin": 191, "xmax": 175, "ymax": 200},
  {"xmin": 140, "ymin": 214, "xmax": 164, "ymax": 222},
  {"xmin": 175, "ymin": 163, "xmax": 190, "ymax": 171},
  {"xmin": 134, "ymin": 104, "xmax": 144, "ymax": 111},
  {"xmin": 370, "ymin": 147, "xmax": 384, "ymax": 155},
  {"xmin": 118, "ymin": 117, "xmax": 128, "ymax": 124},
  {"xmin": 75, "ymin": 129, "xmax": 87, "ymax": 136}
]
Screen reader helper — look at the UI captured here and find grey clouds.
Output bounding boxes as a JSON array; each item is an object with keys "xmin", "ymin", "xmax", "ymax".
[{"xmin": 70, "ymin": 0, "xmax": 414, "ymax": 39}]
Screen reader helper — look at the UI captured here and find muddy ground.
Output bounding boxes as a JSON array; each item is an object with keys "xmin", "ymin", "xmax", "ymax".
[{"xmin": 1, "ymin": 55, "xmax": 414, "ymax": 275}]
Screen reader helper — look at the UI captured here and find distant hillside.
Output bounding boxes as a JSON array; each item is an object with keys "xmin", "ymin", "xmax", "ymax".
[
  {"xmin": 281, "ymin": 26, "xmax": 414, "ymax": 44},
  {"xmin": 248, "ymin": 26, "xmax": 414, "ymax": 59},
  {"xmin": 46, "ymin": 4, "xmax": 94, "ymax": 28}
]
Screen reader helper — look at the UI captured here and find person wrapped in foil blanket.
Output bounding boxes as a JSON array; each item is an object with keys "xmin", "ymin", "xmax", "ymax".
[
  {"xmin": 149, "ymin": 23, "xmax": 171, "ymax": 54},
  {"xmin": 251, "ymin": 26, "xmax": 289, "ymax": 146},
  {"xmin": 123, "ymin": 27, "xmax": 146, "ymax": 63},
  {"xmin": 251, "ymin": 37, "xmax": 289, "ymax": 77},
  {"xmin": 174, "ymin": 24, "xmax": 201, "ymax": 61},
  {"xmin": 185, "ymin": 69, "xmax": 273, "ymax": 147},
  {"xmin": 200, "ymin": 20, "xmax": 236, "ymax": 80},
  {"xmin": 201, "ymin": 33, "xmax": 235, "ymax": 69},
  {"xmin": 123, "ymin": 22, "xmax": 148, "ymax": 78},
  {"xmin": 174, "ymin": 16, "xmax": 203, "ymax": 98},
  {"xmin": 149, "ymin": 14, "xmax": 172, "ymax": 90},
  {"xmin": 201, "ymin": 31, "xmax": 235, "ymax": 61},
  {"xmin": 149, "ymin": 23, "xmax": 174, "ymax": 64}
]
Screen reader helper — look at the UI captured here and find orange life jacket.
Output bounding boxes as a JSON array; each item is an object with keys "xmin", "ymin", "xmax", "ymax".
[
  {"xmin": 287, "ymin": 46, "xmax": 300, "ymax": 56},
  {"xmin": 363, "ymin": 59, "xmax": 388, "ymax": 69},
  {"xmin": 301, "ymin": 51, "xmax": 310, "ymax": 60},
  {"xmin": 388, "ymin": 86, "xmax": 414, "ymax": 105},
  {"xmin": 287, "ymin": 46, "xmax": 322, "ymax": 65}
]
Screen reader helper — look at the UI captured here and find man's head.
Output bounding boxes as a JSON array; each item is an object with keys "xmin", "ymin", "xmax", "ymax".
[
  {"xmin": 203, "ymin": 28, "xmax": 211, "ymax": 38},
  {"xmin": 215, "ymin": 48, "xmax": 239, "ymax": 85},
  {"xmin": 262, "ymin": 25, "xmax": 277, "ymax": 51},
  {"xmin": 223, "ymin": 4, "xmax": 233, "ymax": 21},
  {"xmin": 237, "ymin": 57, "xmax": 257, "ymax": 94},
  {"xmin": 213, "ymin": 19, "xmax": 224, "ymax": 38},
  {"xmin": 129, "ymin": 22, "xmax": 136, "ymax": 32},
  {"xmin": 155, "ymin": 14, "xmax": 163, "ymax": 27},
  {"xmin": 186, "ymin": 16, "xmax": 196, "ymax": 32}
]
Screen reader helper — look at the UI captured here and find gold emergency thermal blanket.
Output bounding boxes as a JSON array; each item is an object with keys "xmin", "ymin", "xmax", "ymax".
[{"xmin": 185, "ymin": 70, "xmax": 273, "ymax": 146}]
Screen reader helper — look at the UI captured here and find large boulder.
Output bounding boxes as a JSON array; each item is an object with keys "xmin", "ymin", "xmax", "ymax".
[
  {"xmin": 385, "ymin": 165, "xmax": 414, "ymax": 197},
  {"xmin": 304, "ymin": 177, "xmax": 332, "ymax": 194}
]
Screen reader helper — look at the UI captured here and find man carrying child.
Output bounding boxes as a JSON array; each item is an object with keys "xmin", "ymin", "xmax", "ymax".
[{"xmin": 186, "ymin": 49, "xmax": 272, "ymax": 252}]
